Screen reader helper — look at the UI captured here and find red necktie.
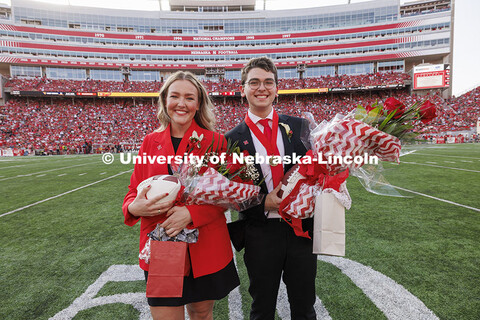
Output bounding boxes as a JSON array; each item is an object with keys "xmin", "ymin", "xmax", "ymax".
[
  {"xmin": 259, "ymin": 119, "xmax": 272, "ymax": 142},
  {"xmin": 258, "ymin": 118, "xmax": 283, "ymax": 187}
]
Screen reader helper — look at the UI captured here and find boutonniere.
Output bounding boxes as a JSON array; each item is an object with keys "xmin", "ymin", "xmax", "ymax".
[
  {"xmin": 188, "ymin": 130, "xmax": 204, "ymax": 150},
  {"xmin": 279, "ymin": 123, "xmax": 293, "ymax": 142}
]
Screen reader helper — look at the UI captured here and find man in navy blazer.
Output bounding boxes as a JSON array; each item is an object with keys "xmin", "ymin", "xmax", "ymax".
[{"xmin": 226, "ymin": 57, "xmax": 317, "ymax": 320}]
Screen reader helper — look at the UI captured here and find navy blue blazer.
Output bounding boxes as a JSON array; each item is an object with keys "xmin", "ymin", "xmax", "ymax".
[{"xmin": 225, "ymin": 113, "xmax": 312, "ymax": 251}]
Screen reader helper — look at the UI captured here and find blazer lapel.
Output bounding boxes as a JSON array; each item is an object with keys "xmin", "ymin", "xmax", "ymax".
[{"xmin": 233, "ymin": 121, "xmax": 267, "ymax": 192}]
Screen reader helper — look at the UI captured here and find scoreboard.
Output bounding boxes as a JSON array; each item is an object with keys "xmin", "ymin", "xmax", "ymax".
[{"xmin": 413, "ymin": 64, "xmax": 450, "ymax": 90}]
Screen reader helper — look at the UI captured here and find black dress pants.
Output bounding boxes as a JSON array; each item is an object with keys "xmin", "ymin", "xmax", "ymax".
[{"xmin": 244, "ymin": 219, "xmax": 317, "ymax": 320}]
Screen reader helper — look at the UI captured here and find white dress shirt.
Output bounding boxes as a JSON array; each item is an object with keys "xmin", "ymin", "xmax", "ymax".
[{"xmin": 247, "ymin": 109, "xmax": 285, "ymax": 219}]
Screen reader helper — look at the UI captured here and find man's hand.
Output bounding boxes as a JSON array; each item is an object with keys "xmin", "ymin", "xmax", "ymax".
[{"xmin": 264, "ymin": 183, "xmax": 283, "ymax": 211}]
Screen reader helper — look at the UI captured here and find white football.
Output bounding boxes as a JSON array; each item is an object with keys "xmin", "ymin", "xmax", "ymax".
[{"xmin": 137, "ymin": 175, "xmax": 181, "ymax": 204}]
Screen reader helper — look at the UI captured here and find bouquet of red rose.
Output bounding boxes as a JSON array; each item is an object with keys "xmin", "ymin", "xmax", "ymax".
[
  {"xmin": 178, "ymin": 138, "xmax": 263, "ymax": 211},
  {"xmin": 310, "ymin": 97, "xmax": 436, "ymax": 173},
  {"xmin": 278, "ymin": 98, "xmax": 437, "ymax": 256}
]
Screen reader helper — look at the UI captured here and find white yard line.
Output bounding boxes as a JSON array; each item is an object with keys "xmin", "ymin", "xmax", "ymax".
[
  {"xmin": 57, "ymin": 173, "xmax": 67, "ymax": 177},
  {"xmin": 36, "ymin": 174, "xmax": 46, "ymax": 177},
  {"xmin": 444, "ymin": 161, "xmax": 455, "ymax": 163},
  {"xmin": 99, "ymin": 172, "xmax": 107, "ymax": 175},
  {"xmin": 413, "ymin": 153, "xmax": 480, "ymax": 160},
  {"xmin": 0, "ymin": 170, "xmax": 132, "ymax": 218},
  {"xmin": 460, "ymin": 160, "xmax": 473, "ymax": 163},
  {"xmin": 425, "ymin": 161, "xmax": 437, "ymax": 164},
  {"xmin": 0, "ymin": 163, "xmax": 91, "ymax": 182},
  {"xmin": 319, "ymin": 256, "xmax": 439, "ymax": 320},
  {"xmin": 401, "ymin": 161, "xmax": 480, "ymax": 173},
  {"xmin": 0, "ymin": 164, "xmax": 25, "ymax": 169},
  {"xmin": 390, "ymin": 184, "xmax": 480, "ymax": 213},
  {"xmin": 79, "ymin": 173, "xmax": 87, "ymax": 176}
]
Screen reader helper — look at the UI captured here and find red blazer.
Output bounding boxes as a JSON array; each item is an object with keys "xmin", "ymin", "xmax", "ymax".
[{"xmin": 122, "ymin": 120, "xmax": 233, "ymax": 278}]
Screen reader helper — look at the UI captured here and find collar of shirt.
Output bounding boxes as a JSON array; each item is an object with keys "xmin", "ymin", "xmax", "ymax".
[{"xmin": 247, "ymin": 109, "xmax": 273, "ymax": 128}]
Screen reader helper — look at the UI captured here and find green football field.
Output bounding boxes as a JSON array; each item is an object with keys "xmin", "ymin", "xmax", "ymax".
[{"xmin": 0, "ymin": 143, "xmax": 479, "ymax": 320}]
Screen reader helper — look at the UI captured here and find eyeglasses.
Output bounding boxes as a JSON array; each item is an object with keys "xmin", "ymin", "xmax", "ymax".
[{"xmin": 245, "ymin": 79, "xmax": 276, "ymax": 90}]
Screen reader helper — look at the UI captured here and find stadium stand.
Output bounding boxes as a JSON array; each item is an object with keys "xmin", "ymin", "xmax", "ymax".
[
  {"xmin": 1, "ymin": 0, "xmax": 477, "ymax": 156},
  {"xmin": 1, "ymin": 84, "xmax": 478, "ymax": 154},
  {"xmin": 3, "ymin": 72, "xmax": 411, "ymax": 92}
]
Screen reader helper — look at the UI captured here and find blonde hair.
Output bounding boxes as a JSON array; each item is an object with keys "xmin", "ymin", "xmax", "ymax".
[{"xmin": 157, "ymin": 71, "xmax": 216, "ymax": 132}]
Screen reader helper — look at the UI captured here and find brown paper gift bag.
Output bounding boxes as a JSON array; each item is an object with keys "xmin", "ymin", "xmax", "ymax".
[
  {"xmin": 146, "ymin": 240, "xmax": 191, "ymax": 298},
  {"xmin": 312, "ymin": 192, "xmax": 345, "ymax": 256}
]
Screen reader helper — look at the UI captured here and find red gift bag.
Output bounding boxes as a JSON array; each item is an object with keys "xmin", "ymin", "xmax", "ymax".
[{"xmin": 146, "ymin": 241, "xmax": 191, "ymax": 298}]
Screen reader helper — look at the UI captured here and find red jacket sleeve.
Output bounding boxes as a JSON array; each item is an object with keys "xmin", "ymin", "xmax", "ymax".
[{"xmin": 188, "ymin": 204, "xmax": 226, "ymax": 228}]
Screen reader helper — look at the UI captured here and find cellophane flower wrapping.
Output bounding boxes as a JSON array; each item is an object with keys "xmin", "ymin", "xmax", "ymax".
[
  {"xmin": 180, "ymin": 167, "xmax": 263, "ymax": 212},
  {"xmin": 278, "ymin": 110, "xmax": 403, "ymax": 241},
  {"xmin": 311, "ymin": 113, "xmax": 401, "ymax": 174},
  {"xmin": 282, "ymin": 182, "xmax": 320, "ymax": 219}
]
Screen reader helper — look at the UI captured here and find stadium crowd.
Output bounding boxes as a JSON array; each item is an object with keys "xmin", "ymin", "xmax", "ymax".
[
  {"xmin": 213, "ymin": 89, "xmax": 479, "ymax": 134},
  {"xmin": 4, "ymin": 72, "xmax": 410, "ymax": 93},
  {"xmin": 3, "ymin": 78, "xmax": 164, "ymax": 93},
  {"xmin": 1, "ymin": 85, "xmax": 478, "ymax": 154}
]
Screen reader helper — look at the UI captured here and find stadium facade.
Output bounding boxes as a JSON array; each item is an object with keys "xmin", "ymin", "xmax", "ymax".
[{"xmin": 0, "ymin": 0, "xmax": 452, "ymax": 102}]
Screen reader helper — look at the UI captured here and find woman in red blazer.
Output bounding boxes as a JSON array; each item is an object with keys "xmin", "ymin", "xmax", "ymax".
[{"xmin": 122, "ymin": 71, "xmax": 239, "ymax": 320}]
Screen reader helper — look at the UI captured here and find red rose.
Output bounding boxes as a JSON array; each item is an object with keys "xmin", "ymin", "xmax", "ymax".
[
  {"xmin": 365, "ymin": 104, "xmax": 375, "ymax": 113},
  {"xmin": 230, "ymin": 174, "xmax": 245, "ymax": 183},
  {"xmin": 418, "ymin": 100, "xmax": 436, "ymax": 124},
  {"xmin": 225, "ymin": 153, "xmax": 242, "ymax": 174},
  {"xmin": 383, "ymin": 97, "xmax": 406, "ymax": 119}
]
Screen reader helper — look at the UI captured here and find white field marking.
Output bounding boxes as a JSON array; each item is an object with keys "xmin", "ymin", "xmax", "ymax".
[
  {"xmin": 48, "ymin": 260, "xmax": 439, "ymax": 320},
  {"xmin": 36, "ymin": 174, "xmax": 46, "ymax": 177},
  {"xmin": 425, "ymin": 161, "xmax": 437, "ymax": 164},
  {"xmin": 100, "ymin": 172, "xmax": 107, "ymax": 175},
  {"xmin": 460, "ymin": 160, "xmax": 473, "ymax": 163},
  {"xmin": 0, "ymin": 164, "xmax": 25, "ymax": 169},
  {"xmin": 0, "ymin": 170, "xmax": 132, "ymax": 218},
  {"xmin": 319, "ymin": 256, "xmax": 439, "ymax": 320},
  {"xmin": 399, "ymin": 149, "xmax": 417, "ymax": 157},
  {"xmin": 413, "ymin": 153, "xmax": 480, "ymax": 160},
  {"xmin": 389, "ymin": 184, "xmax": 480, "ymax": 212},
  {"xmin": 401, "ymin": 161, "xmax": 480, "ymax": 173},
  {"xmin": 57, "ymin": 173, "xmax": 67, "ymax": 177},
  {"xmin": 444, "ymin": 161, "xmax": 456, "ymax": 163},
  {"xmin": 49, "ymin": 265, "xmax": 151, "ymax": 320},
  {"xmin": 225, "ymin": 210, "xmax": 244, "ymax": 320},
  {"xmin": 0, "ymin": 163, "xmax": 90, "ymax": 182},
  {"xmin": 79, "ymin": 173, "xmax": 87, "ymax": 176},
  {"xmin": 0, "ymin": 155, "xmax": 96, "ymax": 163}
]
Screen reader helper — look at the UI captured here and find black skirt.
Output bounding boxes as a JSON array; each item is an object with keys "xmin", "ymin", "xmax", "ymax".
[{"xmin": 144, "ymin": 259, "xmax": 240, "ymax": 307}]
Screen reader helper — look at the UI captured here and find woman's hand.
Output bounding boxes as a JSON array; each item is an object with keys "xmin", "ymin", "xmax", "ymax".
[
  {"xmin": 160, "ymin": 206, "xmax": 193, "ymax": 237},
  {"xmin": 127, "ymin": 185, "xmax": 174, "ymax": 217}
]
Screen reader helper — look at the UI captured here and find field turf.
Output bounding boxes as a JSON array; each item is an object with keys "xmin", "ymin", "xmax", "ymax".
[{"xmin": 0, "ymin": 143, "xmax": 479, "ymax": 320}]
